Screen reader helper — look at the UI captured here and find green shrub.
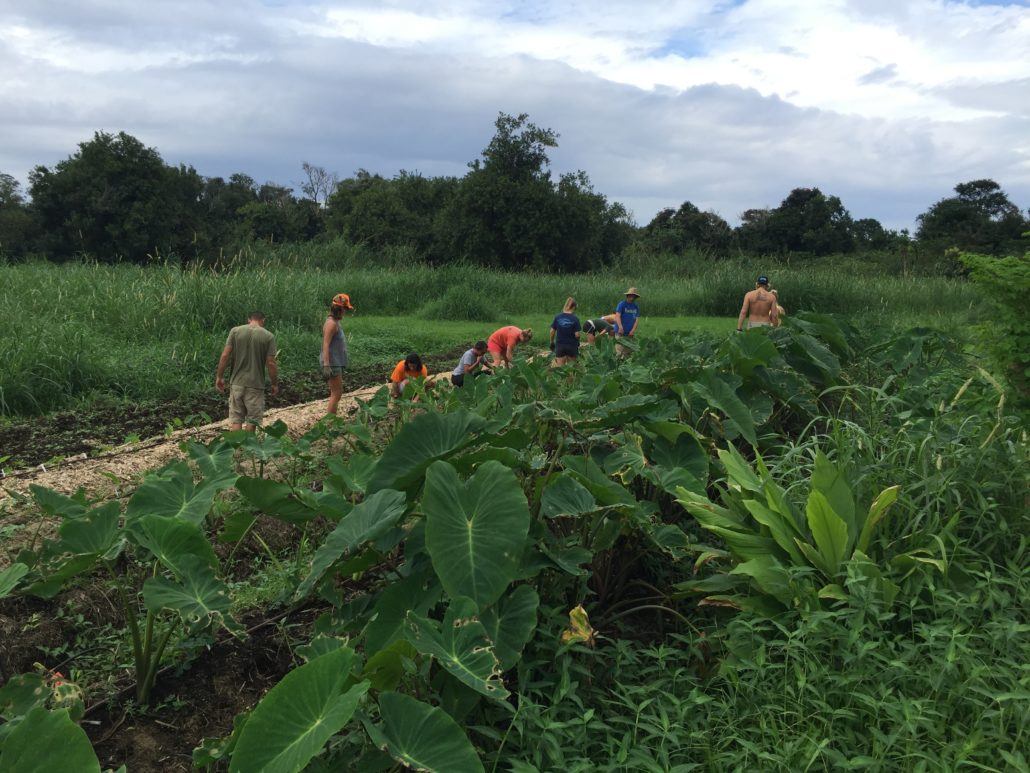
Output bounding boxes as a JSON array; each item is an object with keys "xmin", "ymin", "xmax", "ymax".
[{"xmin": 418, "ymin": 285, "xmax": 496, "ymax": 322}]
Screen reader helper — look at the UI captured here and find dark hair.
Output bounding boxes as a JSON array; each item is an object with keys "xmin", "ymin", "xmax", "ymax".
[
  {"xmin": 248, "ymin": 311, "xmax": 265, "ymax": 321},
  {"xmin": 405, "ymin": 352, "xmax": 423, "ymax": 370},
  {"xmin": 329, "ymin": 304, "xmax": 343, "ymax": 319},
  {"xmin": 474, "ymin": 340, "xmax": 487, "ymax": 351}
]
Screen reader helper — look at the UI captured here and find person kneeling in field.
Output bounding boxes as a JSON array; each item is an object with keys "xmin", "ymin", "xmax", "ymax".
[
  {"xmin": 486, "ymin": 325, "xmax": 533, "ymax": 369},
  {"xmin": 452, "ymin": 340, "xmax": 490, "ymax": 387},
  {"xmin": 215, "ymin": 311, "xmax": 278, "ymax": 431},
  {"xmin": 390, "ymin": 352, "xmax": 430, "ymax": 398},
  {"xmin": 550, "ymin": 297, "xmax": 582, "ymax": 365},
  {"xmin": 582, "ymin": 313, "xmax": 620, "ymax": 343}
]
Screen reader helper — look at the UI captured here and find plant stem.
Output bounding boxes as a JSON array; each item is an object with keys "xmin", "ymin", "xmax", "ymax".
[{"xmin": 140, "ymin": 618, "xmax": 179, "ymax": 705}]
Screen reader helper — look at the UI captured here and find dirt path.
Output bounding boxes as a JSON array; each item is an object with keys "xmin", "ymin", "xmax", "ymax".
[{"xmin": 0, "ymin": 384, "xmax": 389, "ymax": 566}]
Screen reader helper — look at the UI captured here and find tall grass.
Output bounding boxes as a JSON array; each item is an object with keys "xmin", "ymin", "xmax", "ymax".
[{"xmin": 0, "ymin": 258, "xmax": 981, "ymax": 416}]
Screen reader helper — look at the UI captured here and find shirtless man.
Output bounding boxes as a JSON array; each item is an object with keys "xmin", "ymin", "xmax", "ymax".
[{"xmin": 736, "ymin": 275, "xmax": 780, "ymax": 332}]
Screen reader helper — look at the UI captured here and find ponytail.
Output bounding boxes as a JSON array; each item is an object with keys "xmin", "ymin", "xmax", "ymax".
[{"xmin": 563, "ymin": 296, "xmax": 577, "ymax": 313}]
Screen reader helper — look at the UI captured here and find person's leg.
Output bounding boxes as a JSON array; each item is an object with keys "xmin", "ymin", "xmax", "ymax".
[
  {"xmin": 228, "ymin": 385, "xmax": 245, "ymax": 431},
  {"xmin": 451, "ymin": 374, "xmax": 464, "ymax": 387},
  {"xmin": 327, "ymin": 373, "xmax": 343, "ymax": 414},
  {"xmin": 243, "ymin": 388, "xmax": 265, "ymax": 433}
]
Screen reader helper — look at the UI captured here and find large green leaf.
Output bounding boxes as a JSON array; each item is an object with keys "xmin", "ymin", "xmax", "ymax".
[
  {"xmin": 229, "ymin": 648, "xmax": 369, "ymax": 773},
  {"xmin": 237, "ymin": 477, "xmax": 320, "ymax": 525},
  {"xmin": 56, "ymin": 502, "xmax": 121, "ymax": 556},
  {"xmin": 0, "ymin": 563, "xmax": 28, "ymax": 599},
  {"xmin": 742, "ymin": 499, "xmax": 804, "ymax": 565},
  {"xmin": 729, "ymin": 556, "xmax": 793, "ymax": 605},
  {"xmin": 127, "ymin": 515, "xmax": 217, "ymax": 576},
  {"xmin": 562, "ymin": 455, "xmax": 637, "ymax": 508},
  {"xmin": 405, "ymin": 597, "xmax": 507, "ymax": 699},
  {"xmin": 363, "ymin": 571, "xmax": 442, "ymax": 652},
  {"xmin": 367, "ymin": 692, "xmax": 484, "ymax": 773},
  {"xmin": 125, "ymin": 462, "xmax": 218, "ymax": 526},
  {"xmin": 541, "ymin": 474, "xmax": 597, "ymax": 518},
  {"xmin": 29, "ymin": 485, "xmax": 86, "ymax": 520},
  {"xmin": 649, "ymin": 433, "xmax": 708, "ymax": 482},
  {"xmin": 143, "ymin": 556, "xmax": 235, "ymax": 631},
  {"xmin": 186, "ymin": 439, "xmax": 240, "ymax": 491},
  {"xmin": 856, "ymin": 485, "xmax": 900, "ymax": 554},
  {"xmin": 326, "ymin": 453, "xmax": 378, "ymax": 496},
  {"xmin": 717, "ymin": 446, "xmax": 763, "ymax": 494},
  {"xmin": 811, "ymin": 451, "xmax": 855, "ymax": 537},
  {"xmin": 720, "ymin": 332, "xmax": 780, "ymax": 378},
  {"xmin": 423, "ymin": 461, "xmax": 529, "ymax": 609},
  {"xmin": 805, "ymin": 490, "xmax": 850, "ymax": 576},
  {"xmin": 366, "ymin": 410, "xmax": 486, "ymax": 494},
  {"xmin": 480, "ymin": 584, "xmax": 539, "ymax": 670},
  {"xmin": 295, "ymin": 489, "xmax": 408, "ymax": 599},
  {"xmin": 0, "ymin": 707, "xmax": 100, "ymax": 773},
  {"xmin": 690, "ymin": 372, "xmax": 757, "ymax": 447}
]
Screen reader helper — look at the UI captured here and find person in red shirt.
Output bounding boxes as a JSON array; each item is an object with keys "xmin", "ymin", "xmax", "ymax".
[
  {"xmin": 487, "ymin": 325, "xmax": 533, "ymax": 369},
  {"xmin": 389, "ymin": 352, "xmax": 429, "ymax": 398}
]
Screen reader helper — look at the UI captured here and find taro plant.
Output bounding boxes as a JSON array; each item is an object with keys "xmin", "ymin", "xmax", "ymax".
[
  {"xmin": 675, "ymin": 444, "xmax": 944, "ymax": 613},
  {"xmin": 15, "ymin": 457, "xmax": 241, "ymax": 704}
]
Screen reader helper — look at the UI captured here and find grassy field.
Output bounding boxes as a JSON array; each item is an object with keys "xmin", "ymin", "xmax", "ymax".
[{"xmin": 0, "ymin": 259, "xmax": 982, "ymax": 417}]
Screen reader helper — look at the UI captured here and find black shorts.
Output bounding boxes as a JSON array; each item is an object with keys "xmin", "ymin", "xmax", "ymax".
[
  {"xmin": 554, "ymin": 343, "xmax": 579, "ymax": 358},
  {"xmin": 451, "ymin": 374, "xmax": 465, "ymax": 388}
]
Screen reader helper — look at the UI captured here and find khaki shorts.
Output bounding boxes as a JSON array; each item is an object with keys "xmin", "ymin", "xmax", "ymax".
[
  {"xmin": 747, "ymin": 321, "xmax": 772, "ymax": 330},
  {"xmin": 228, "ymin": 384, "xmax": 265, "ymax": 425}
]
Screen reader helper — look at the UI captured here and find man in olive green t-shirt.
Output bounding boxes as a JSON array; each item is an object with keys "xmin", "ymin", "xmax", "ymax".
[{"xmin": 215, "ymin": 311, "xmax": 279, "ymax": 431}]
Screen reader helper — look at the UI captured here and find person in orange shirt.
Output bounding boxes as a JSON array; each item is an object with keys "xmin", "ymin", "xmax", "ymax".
[
  {"xmin": 487, "ymin": 325, "xmax": 533, "ymax": 369},
  {"xmin": 389, "ymin": 352, "xmax": 429, "ymax": 398}
]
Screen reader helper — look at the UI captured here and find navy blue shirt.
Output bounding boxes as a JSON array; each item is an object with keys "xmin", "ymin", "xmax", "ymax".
[{"xmin": 550, "ymin": 312, "xmax": 581, "ymax": 347}]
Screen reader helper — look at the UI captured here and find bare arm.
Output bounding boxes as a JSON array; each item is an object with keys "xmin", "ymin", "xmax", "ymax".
[
  {"xmin": 215, "ymin": 344, "xmax": 232, "ymax": 392},
  {"xmin": 464, "ymin": 354, "xmax": 482, "ymax": 374},
  {"xmin": 321, "ymin": 319, "xmax": 336, "ymax": 363},
  {"xmin": 266, "ymin": 356, "xmax": 279, "ymax": 395},
  {"xmin": 736, "ymin": 294, "xmax": 750, "ymax": 331},
  {"xmin": 769, "ymin": 301, "xmax": 780, "ymax": 326}
]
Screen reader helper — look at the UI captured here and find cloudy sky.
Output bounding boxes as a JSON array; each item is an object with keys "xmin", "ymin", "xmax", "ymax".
[{"xmin": 1, "ymin": 0, "xmax": 1028, "ymax": 229}]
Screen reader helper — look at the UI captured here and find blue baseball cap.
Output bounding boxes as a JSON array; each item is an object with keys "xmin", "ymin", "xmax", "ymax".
[{"xmin": 757, "ymin": 275, "xmax": 769, "ymax": 285}]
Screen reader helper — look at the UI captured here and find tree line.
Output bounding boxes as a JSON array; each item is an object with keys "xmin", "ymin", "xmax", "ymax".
[{"xmin": 0, "ymin": 112, "xmax": 1025, "ymax": 268}]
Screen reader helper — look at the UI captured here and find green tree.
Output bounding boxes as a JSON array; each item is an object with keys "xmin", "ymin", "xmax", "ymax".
[
  {"xmin": 28, "ymin": 131, "xmax": 205, "ymax": 262},
  {"xmin": 917, "ymin": 179, "xmax": 1027, "ymax": 255},
  {"xmin": 643, "ymin": 201, "xmax": 732, "ymax": 254},
  {"xmin": 0, "ymin": 173, "xmax": 37, "ymax": 258}
]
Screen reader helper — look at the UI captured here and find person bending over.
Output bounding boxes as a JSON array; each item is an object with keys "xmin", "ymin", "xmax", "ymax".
[
  {"xmin": 452, "ymin": 340, "xmax": 490, "ymax": 387},
  {"xmin": 390, "ymin": 352, "xmax": 429, "ymax": 398},
  {"xmin": 486, "ymin": 325, "xmax": 533, "ymax": 369},
  {"xmin": 736, "ymin": 275, "xmax": 779, "ymax": 332},
  {"xmin": 583, "ymin": 313, "xmax": 620, "ymax": 343},
  {"xmin": 320, "ymin": 293, "xmax": 353, "ymax": 415},
  {"xmin": 550, "ymin": 297, "xmax": 582, "ymax": 365},
  {"xmin": 215, "ymin": 311, "xmax": 278, "ymax": 431}
]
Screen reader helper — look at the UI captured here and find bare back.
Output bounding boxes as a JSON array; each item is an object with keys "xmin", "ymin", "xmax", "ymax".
[{"xmin": 738, "ymin": 288, "xmax": 778, "ymax": 329}]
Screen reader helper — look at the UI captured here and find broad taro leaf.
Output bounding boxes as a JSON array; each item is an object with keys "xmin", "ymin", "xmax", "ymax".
[
  {"xmin": 236, "ymin": 477, "xmax": 320, "ymax": 525},
  {"xmin": 541, "ymin": 474, "xmax": 598, "ymax": 518},
  {"xmin": 185, "ymin": 439, "xmax": 239, "ymax": 491},
  {"xmin": 561, "ymin": 455, "xmax": 637, "ymax": 508},
  {"xmin": 790, "ymin": 312, "xmax": 851, "ymax": 357},
  {"xmin": 143, "ymin": 556, "xmax": 235, "ymax": 632},
  {"xmin": 405, "ymin": 596, "xmax": 507, "ymax": 699},
  {"xmin": 56, "ymin": 501, "xmax": 121, "ymax": 556},
  {"xmin": 325, "ymin": 453, "xmax": 378, "ymax": 496},
  {"xmin": 719, "ymin": 332, "xmax": 780, "ymax": 379},
  {"xmin": 423, "ymin": 461, "xmax": 529, "ymax": 609},
  {"xmin": 295, "ymin": 489, "xmax": 408, "ymax": 599},
  {"xmin": 804, "ymin": 490, "xmax": 851, "ymax": 576},
  {"xmin": 587, "ymin": 394, "xmax": 676, "ymax": 428},
  {"xmin": 0, "ymin": 707, "xmax": 100, "ymax": 773},
  {"xmin": 603, "ymin": 433, "xmax": 648, "ymax": 484},
  {"xmin": 127, "ymin": 514, "xmax": 217, "ymax": 577},
  {"xmin": 785, "ymin": 332, "xmax": 841, "ymax": 385},
  {"xmin": 366, "ymin": 410, "xmax": 486, "ymax": 494},
  {"xmin": 649, "ymin": 433, "xmax": 708, "ymax": 482},
  {"xmin": 367, "ymin": 692, "xmax": 484, "ymax": 773},
  {"xmin": 810, "ymin": 451, "xmax": 856, "ymax": 538},
  {"xmin": 480, "ymin": 584, "xmax": 539, "ymax": 670},
  {"xmin": 0, "ymin": 563, "xmax": 27, "ymax": 599},
  {"xmin": 229, "ymin": 648, "xmax": 369, "ymax": 773},
  {"xmin": 0, "ymin": 673, "xmax": 47, "ymax": 722},
  {"xmin": 363, "ymin": 570, "xmax": 442, "ymax": 652},
  {"xmin": 690, "ymin": 372, "xmax": 758, "ymax": 448},
  {"xmin": 362, "ymin": 640, "xmax": 418, "ymax": 692},
  {"xmin": 539, "ymin": 543, "xmax": 594, "ymax": 576},
  {"xmin": 29, "ymin": 485, "xmax": 87, "ymax": 520},
  {"xmin": 125, "ymin": 461, "xmax": 218, "ymax": 527}
]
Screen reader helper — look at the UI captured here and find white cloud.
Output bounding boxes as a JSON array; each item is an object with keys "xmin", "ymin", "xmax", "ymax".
[{"xmin": 0, "ymin": 0, "xmax": 1027, "ymax": 230}]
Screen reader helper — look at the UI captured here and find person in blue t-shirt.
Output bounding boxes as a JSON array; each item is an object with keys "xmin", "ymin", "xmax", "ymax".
[
  {"xmin": 615, "ymin": 287, "xmax": 640, "ymax": 338},
  {"xmin": 549, "ymin": 297, "xmax": 582, "ymax": 365}
]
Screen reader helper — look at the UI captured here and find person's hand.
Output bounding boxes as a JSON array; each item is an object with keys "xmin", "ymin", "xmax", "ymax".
[
  {"xmin": 216, "ymin": 377, "xmax": 225, "ymax": 393},
  {"xmin": 321, "ymin": 365, "xmax": 333, "ymax": 379},
  {"xmin": 270, "ymin": 383, "xmax": 279, "ymax": 396}
]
